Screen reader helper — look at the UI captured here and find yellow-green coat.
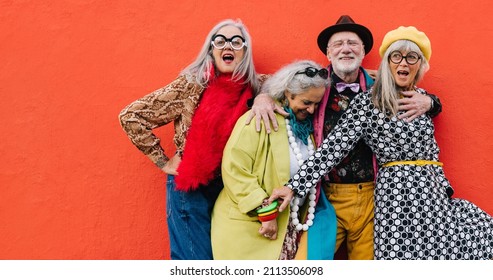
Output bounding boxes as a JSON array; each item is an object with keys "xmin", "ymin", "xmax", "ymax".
[{"xmin": 211, "ymin": 111, "xmax": 291, "ymax": 260}]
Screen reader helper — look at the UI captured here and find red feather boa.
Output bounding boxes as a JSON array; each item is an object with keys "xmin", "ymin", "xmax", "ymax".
[{"xmin": 175, "ymin": 73, "xmax": 253, "ymax": 191}]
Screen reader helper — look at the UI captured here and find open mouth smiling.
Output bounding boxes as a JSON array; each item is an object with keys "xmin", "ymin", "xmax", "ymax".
[
  {"xmin": 222, "ymin": 54, "xmax": 234, "ymax": 62},
  {"xmin": 397, "ymin": 70, "xmax": 409, "ymax": 76}
]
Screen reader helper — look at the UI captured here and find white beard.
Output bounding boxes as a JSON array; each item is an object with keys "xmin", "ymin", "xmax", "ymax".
[
  {"xmin": 332, "ymin": 58, "xmax": 363, "ymax": 75},
  {"xmin": 330, "ymin": 53, "xmax": 364, "ymax": 76}
]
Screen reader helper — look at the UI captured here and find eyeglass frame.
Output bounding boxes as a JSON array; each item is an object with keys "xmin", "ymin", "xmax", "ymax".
[
  {"xmin": 327, "ymin": 39, "xmax": 363, "ymax": 51},
  {"xmin": 211, "ymin": 34, "xmax": 247, "ymax": 50},
  {"xmin": 388, "ymin": 50, "xmax": 421, "ymax": 65},
  {"xmin": 295, "ymin": 67, "xmax": 329, "ymax": 79}
]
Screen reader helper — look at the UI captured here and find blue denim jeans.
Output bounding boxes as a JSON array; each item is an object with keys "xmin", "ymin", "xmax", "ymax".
[{"xmin": 166, "ymin": 175, "xmax": 222, "ymax": 260}]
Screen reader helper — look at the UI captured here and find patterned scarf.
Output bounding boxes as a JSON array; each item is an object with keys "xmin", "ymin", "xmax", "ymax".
[{"xmin": 175, "ymin": 69, "xmax": 253, "ymax": 191}]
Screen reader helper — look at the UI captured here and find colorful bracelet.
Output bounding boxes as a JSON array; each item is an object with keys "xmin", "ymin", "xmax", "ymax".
[
  {"xmin": 258, "ymin": 211, "xmax": 278, "ymax": 222},
  {"xmin": 258, "ymin": 208, "xmax": 278, "ymax": 217},
  {"xmin": 256, "ymin": 200, "xmax": 278, "ymax": 215}
]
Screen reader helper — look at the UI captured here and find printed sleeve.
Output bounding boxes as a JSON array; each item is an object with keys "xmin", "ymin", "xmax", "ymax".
[
  {"xmin": 286, "ymin": 94, "xmax": 369, "ymax": 197},
  {"xmin": 118, "ymin": 76, "xmax": 200, "ymax": 168}
]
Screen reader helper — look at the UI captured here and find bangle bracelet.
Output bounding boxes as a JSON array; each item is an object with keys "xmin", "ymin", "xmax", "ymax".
[
  {"xmin": 258, "ymin": 208, "xmax": 278, "ymax": 217},
  {"xmin": 256, "ymin": 200, "xmax": 278, "ymax": 214},
  {"xmin": 258, "ymin": 212, "xmax": 278, "ymax": 222}
]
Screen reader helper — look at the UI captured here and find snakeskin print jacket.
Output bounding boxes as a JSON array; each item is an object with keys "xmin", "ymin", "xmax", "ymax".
[{"xmin": 119, "ymin": 74, "xmax": 267, "ymax": 169}]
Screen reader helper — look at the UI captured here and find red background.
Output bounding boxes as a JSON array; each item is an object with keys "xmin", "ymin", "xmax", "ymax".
[{"xmin": 1, "ymin": 0, "xmax": 492, "ymax": 259}]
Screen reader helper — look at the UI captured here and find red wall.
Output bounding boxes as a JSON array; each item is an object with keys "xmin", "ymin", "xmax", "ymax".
[{"xmin": 1, "ymin": 1, "xmax": 492, "ymax": 259}]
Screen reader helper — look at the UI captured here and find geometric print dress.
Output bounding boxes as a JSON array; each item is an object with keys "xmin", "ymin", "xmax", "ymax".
[{"xmin": 287, "ymin": 88, "xmax": 493, "ymax": 259}]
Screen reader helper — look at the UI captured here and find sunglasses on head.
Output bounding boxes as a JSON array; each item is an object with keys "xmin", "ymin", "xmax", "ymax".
[{"xmin": 296, "ymin": 67, "xmax": 329, "ymax": 79}]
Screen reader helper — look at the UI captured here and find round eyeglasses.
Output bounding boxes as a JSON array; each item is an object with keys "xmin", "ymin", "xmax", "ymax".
[
  {"xmin": 389, "ymin": 51, "xmax": 421, "ymax": 65},
  {"xmin": 328, "ymin": 40, "xmax": 362, "ymax": 51},
  {"xmin": 295, "ymin": 67, "xmax": 329, "ymax": 79},
  {"xmin": 211, "ymin": 34, "xmax": 246, "ymax": 50}
]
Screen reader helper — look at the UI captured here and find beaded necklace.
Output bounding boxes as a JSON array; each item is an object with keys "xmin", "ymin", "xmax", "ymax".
[{"xmin": 285, "ymin": 118, "xmax": 316, "ymax": 231}]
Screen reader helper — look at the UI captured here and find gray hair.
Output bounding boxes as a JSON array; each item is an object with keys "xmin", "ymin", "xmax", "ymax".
[
  {"xmin": 372, "ymin": 40, "xmax": 430, "ymax": 116},
  {"xmin": 262, "ymin": 60, "xmax": 329, "ymax": 102},
  {"xmin": 180, "ymin": 19, "xmax": 259, "ymax": 91}
]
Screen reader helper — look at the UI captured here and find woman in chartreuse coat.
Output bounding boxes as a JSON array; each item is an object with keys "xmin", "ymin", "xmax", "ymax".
[{"xmin": 211, "ymin": 60, "xmax": 337, "ymax": 260}]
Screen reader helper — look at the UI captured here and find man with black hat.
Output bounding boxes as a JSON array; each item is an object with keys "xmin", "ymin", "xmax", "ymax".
[{"xmin": 247, "ymin": 15, "xmax": 442, "ymax": 260}]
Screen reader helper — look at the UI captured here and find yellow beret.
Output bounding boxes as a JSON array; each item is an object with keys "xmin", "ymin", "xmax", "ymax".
[{"xmin": 379, "ymin": 26, "xmax": 432, "ymax": 61}]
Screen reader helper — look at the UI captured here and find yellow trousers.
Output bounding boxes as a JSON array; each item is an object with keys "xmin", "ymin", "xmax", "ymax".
[{"xmin": 324, "ymin": 182, "xmax": 374, "ymax": 260}]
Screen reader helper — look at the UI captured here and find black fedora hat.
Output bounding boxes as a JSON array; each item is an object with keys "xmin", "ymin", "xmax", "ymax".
[{"xmin": 317, "ymin": 15, "xmax": 373, "ymax": 55}]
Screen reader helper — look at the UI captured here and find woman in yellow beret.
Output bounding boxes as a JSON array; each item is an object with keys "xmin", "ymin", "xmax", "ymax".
[{"xmin": 269, "ymin": 26, "xmax": 493, "ymax": 260}]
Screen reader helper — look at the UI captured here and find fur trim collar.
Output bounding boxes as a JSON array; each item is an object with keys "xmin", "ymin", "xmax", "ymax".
[{"xmin": 175, "ymin": 73, "xmax": 253, "ymax": 191}]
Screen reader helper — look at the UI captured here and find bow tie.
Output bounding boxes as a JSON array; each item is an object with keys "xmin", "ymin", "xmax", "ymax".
[{"xmin": 335, "ymin": 82, "xmax": 360, "ymax": 93}]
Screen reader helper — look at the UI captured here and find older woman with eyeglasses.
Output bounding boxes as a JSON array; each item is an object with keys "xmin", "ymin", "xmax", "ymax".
[
  {"xmin": 212, "ymin": 60, "xmax": 337, "ymax": 260},
  {"xmin": 269, "ymin": 26, "xmax": 493, "ymax": 260},
  {"xmin": 119, "ymin": 19, "xmax": 268, "ymax": 260}
]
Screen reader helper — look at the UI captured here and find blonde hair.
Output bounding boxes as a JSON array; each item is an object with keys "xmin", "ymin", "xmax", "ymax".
[
  {"xmin": 180, "ymin": 19, "xmax": 259, "ymax": 91},
  {"xmin": 372, "ymin": 40, "xmax": 430, "ymax": 116}
]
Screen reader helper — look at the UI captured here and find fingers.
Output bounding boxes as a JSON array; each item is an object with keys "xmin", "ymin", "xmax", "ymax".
[
  {"xmin": 397, "ymin": 90, "xmax": 427, "ymax": 122},
  {"xmin": 399, "ymin": 90, "xmax": 416, "ymax": 98},
  {"xmin": 265, "ymin": 111, "xmax": 278, "ymax": 132},
  {"xmin": 404, "ymin": 115, "xmax": 418, "ymax": 122},
  {"xmin": 262, "ymin": 232, "xmax": 277, "ymax": 240},
  {"xmin": 260, "ymin": 113, "xmax": 273, "ymax": 133},
  {"xmin": 397, "ymin": 110, "xmax": 418, "ymax": 122},
  {"xmin": 278, "ymin": 197, "xmax": 291, "ymax": 213},
  {"xmin": 249, "ymin": 107, "xmax": 276, "ymax": 134},
  {"xmin": 248, "ymin": 93, "xmax": 277, "ymax": 133},
  {"xmin": 248, "ymin": 107, "xmax": 273, "ymax": 133},
  {"xmin": 397, "ymin": 103, "xmax": 412, "ymax": 112},
  {"xmin": 267, "ymin": 190, "xmax": 280, "ymax": 204},
  {"xmin": 245, "ymin": 111, "xmax": 255, "ymax": 125},
  {"xmin": 260, "ymin": 230, "xmax": 277, "ymax": 240},
  {"xmin": 267, "ymin": 187, "xmax": 294, "ymax": 211},
  {"xmin": 274, "ymin": 104, "xmax": 289, "ymax": 117},
  {"xmin": 259, "ymin": 222, "xmax": 278, "ymax": 240},
  {"xmin": 270, "ymin": 190, "xmax": 291, "ymax": 212},
  {"xmin": 397, "ymin": 98, "xmax": 410, "ymax": 105},
  {"xmin": 255, "ymin": 113, "xmax": 264, "ymax": 132}
]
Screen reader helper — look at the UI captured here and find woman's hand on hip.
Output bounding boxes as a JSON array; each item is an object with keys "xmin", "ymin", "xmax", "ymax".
[{"xmin": 161, "ymin": 153, "xmax": 181, "ymax": 175}]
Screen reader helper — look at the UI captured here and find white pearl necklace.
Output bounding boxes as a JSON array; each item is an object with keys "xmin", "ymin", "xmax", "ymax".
[{"xmin": 285, "ymin": 118, "xmax": 316, "ymax": 231}]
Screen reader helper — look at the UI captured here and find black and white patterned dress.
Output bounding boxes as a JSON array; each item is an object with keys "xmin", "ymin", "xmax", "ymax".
[{"xmin": 287, "ymin": 89, "xmax": 493, "ymax": 260}]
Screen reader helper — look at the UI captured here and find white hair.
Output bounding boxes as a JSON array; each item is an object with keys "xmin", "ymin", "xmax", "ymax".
[
  {"xmin": 372, "ymin": 40, "xmax": 430, "ymax": 116},
  {"xmin": 180, "ymin": 19, "xmax": 259, "ymax": 91},
  {"xmin": 262, "ymin": 60, "xmax": 329, "ymax": 103}
]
